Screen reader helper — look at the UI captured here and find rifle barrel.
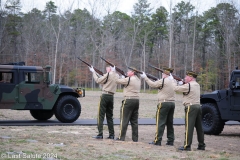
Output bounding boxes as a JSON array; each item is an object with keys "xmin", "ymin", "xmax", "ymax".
[
  {"xmin": 127, "ymin": 67, "xmax": 158, "ymax": 81},
  {"xmin": 100, "ymin": 57, "xmax": 128, "ymax": 77},
  {"xmin": 148, "ymin": 64, "xmax": 185, "ymax": 83},
  {"xmin": 77, "ymin": 57, "xmax": 103, "ymax": 76}
]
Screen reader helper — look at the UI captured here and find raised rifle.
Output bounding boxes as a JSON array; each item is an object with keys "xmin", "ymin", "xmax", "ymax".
[
  {"xmin": 148, "ymin": 64, "xmax": 185, "ymax": 83},
  {"xmin": 100, "ymin": 57, "xmax": 128, "ymax": 77},
  {"xmin": 77, "ymin": 57, "xmax": 104, "ymax": 76},
  {"xmin": 127, "ymin": 66, "xmax": 159, "ymax": 81}
]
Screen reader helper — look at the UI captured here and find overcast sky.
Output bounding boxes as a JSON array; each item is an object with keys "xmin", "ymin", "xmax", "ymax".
[{"xmin": 1, "ymin": 0, "xmax": 220, "ymax": 16}]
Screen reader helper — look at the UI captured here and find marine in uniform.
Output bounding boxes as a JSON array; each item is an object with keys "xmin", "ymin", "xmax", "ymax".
[
  {"xmin": 115, "ymin": 67, "xmax": 141, "ymax": 142},
  {"xmin": 140, "ymin": 67, "xmax": 175, "ymax": 146},
  {"xmin": 174, "ymin": 71, "xmax": 206, "ymax": 151},
  {"xmin": 89, "ymin": 65, "xmax": 119, "ymax": 139}
]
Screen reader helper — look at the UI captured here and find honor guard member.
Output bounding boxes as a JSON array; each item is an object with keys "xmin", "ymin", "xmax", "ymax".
[
  {"xmin": 89, "ymin": 65, "xmax": 119, "ymax": 139},
  {"xmin": 115, "ymin": 67, "xmax": 141, "ymax": 142},
  {"xmin": 174, "ymin": 71, "xmax": 205, "ymax": 151},
  {"xmin": 140, "ymin": 67, "xmax": 175, "ymax": 146}
]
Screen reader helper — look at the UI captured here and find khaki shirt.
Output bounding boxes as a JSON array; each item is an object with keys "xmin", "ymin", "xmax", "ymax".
[
  {"xmin": 145, "ymin": 77, "xmax": 175, "ymax": 102},
  {"xmin": 93, "ymin": 71, "xmax": 119, "ymax": 94},
  {"xmin": 116, "ymin": 75, "xmax": 141, "ymax": 97},
  {"xmin": 174, "ymin": 81, "xmax": 200, "ymax": 106}
]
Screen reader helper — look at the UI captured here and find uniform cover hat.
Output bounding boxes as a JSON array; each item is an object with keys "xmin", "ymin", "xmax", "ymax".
[
  {"xmin": 128, "ymin": 66, "xmax": 137, "ymax": 74},
  {"xmin": 162, "ymin": 66, "xmax": 174, "ymax": 75},
  {"xmin": 186, "ymin": 71, "xmax": 198, "ymax": 78}
]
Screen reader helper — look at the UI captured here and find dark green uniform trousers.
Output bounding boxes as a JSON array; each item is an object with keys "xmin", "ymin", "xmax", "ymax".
[
  {"xmin": 97, "ymin": 94, "xmax": 114, "ymax": 137},
  {"xmin": 184, "ymin": 104, "xmax": 205, "ymax": 149},
  {"xmin": 154, "ymin": 102, "xmax": 175, "ymax": 144},
  {"xmin": 118, "ymin": 99, "xmax": 139, "ymax": 141}
]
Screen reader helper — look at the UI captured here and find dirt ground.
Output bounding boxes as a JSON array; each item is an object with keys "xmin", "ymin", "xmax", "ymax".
[{"xmin": 0, "ymin": 91, "xmax": 240, "ymax": 160}]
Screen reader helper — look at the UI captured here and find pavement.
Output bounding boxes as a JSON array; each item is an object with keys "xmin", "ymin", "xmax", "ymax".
[{"xmin": 0, "ymin": 118, "xmax": 239, "ymax": 126}]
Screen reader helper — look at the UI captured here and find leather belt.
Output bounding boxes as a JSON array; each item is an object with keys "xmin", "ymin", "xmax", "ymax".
[
  {"xmin": 102, "ymin": 91, "xmax": 114, "ymax": 95},
  {"xmin": 125, "ymin": 96, "xmax": 139, "ymax": 99}
]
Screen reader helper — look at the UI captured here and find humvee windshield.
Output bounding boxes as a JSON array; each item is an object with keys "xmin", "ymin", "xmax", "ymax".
[
  {"xmin": 25, "ymin": 72, "xmax": 41, "ymax": 84},
  {"xmin": 0, "ymin": 72, "xmax": 13, "ymax": 83}
]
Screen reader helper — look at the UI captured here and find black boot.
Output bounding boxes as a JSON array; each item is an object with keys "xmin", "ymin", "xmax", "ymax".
[
  {"xmin": 149, "ymin": 141, "xmax": 161, "ymax": 146},
  {"xmin": 166, "ymin": 141, "xmax": 174, "ymax": 146},
  {"xmin": 92, "ymin": 135, "xmax": 103, "ymax": 139},
  {"xmin": 178, "ymin": 146, "xmax": 191, "ymax": 151}
]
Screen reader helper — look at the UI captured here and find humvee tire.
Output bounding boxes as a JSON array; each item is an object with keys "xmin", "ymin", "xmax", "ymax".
[
  {"xmin": 54, "ymin": 95, "xmax": 81, "ymax": 123},
  {"xmin": 202, "ymin": 103, "xmax": 225, "ymax": 135},
  {"xmin": 30, "ymin": 110, "xmax": 54, "ymax": 121}
]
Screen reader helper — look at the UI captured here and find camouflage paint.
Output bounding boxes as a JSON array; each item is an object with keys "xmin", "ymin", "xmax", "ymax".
[{"xmin": 0, "ymin": 64, "xmax": 83, "ymax": 110}]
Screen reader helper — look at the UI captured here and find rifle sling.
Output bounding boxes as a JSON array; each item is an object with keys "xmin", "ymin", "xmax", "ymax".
[
  {"xmin": 103, "ymin": 72, "xmax": 109, "ymax": 84},
  {"xmin": 183, "ymin": 83, "xmax": 190, "ymax": 95},
  {"xmin": 125, "ymin": 77, "xmax": 130, "ymax": 88},
  {"xmin": 158, "ymin": 78, "xmax": 165, "ymax": 90}
]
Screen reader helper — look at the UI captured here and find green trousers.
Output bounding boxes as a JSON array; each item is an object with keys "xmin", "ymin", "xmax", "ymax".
[
  {"xmin": 97, "ymin": 94, "xmax": 114, "ymax": 137},
  {"xmin": 118, "ymin": 99, "xmax": 139, "ymax": 141},
  {"xmin": 184, "ymin": 104, "xmax": 205, "ymax": 149},
  {"xmin": 154, "ymin": 102, "xmax": 175, "ymax": 144}
]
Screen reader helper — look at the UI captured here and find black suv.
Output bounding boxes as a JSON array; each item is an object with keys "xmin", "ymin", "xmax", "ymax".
[{"xmin": 200, "ymin": 67, "xmax": 240, "ymax": 135}]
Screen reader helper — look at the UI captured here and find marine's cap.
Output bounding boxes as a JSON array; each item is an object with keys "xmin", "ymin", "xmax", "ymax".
[
  {"xmin": 186, "ymin": 71, "xmax": 198, "ymax": 78},
  {"xmin": 128, "ymin": 67, "xmax": 137, "ymax": 74},
  {"xmin": 162, "ymin": 66, "xmax": 174, "ymax": 75}
]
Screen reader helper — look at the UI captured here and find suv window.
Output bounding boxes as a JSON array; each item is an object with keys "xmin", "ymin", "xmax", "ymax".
[
  {"xmin": 0, "ymin": 72, "xmax": 13, "ymax": 83},
  {"xmin": 25, "ymin": 72, "xmax": 41, "ymax": 84},
  {"xmin": 235, "ymin": 77, "xmax": 240, "ymax": 88}
]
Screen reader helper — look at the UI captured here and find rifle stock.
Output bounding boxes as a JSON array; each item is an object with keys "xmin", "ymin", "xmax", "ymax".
[
  {"xmin": 77, "ymin": 57, "xmax": 104, "ymax": 76},
  {"xmin": 148, "ymin": 64, "xmax": 185, "ymax": 83},
  {"xmin": 100, "ymin": 57, "xmax": 128, "ymax": 77},
  {"xmin": 127, "ymin": 67, "xmax": 158, "ymax": 81}
]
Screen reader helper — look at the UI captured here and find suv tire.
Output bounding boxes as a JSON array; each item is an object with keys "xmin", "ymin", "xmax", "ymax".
[
  {"xmin": 54, "ymin": 95, "xmax": 81, "ymax": 123},
  {"xmin": 202, "ymin": 103, "xmax": 225, "ymax": 135},
  {"xmin": 30, "ymin": 110, "xmax": 54, "ymax": 121}
]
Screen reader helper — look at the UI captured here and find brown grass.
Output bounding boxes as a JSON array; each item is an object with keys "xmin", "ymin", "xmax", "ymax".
[{"xmin": 0, "ymin": 91, "xmax": 240, "ymax": 160}]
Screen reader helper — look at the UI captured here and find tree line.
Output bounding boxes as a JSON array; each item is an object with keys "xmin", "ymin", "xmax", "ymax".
[{"xmin": 0, "ymin": 0, "xmax": 240, "ymax": 92}]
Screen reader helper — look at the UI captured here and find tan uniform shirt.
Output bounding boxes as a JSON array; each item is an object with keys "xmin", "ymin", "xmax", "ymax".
[
  {"xmin": 174, "ymin": 81, "xmax": 200, "ymax": 106},
  {"xmin": 93, "ymin": 71, "xmax": 119, "ymax": 94},
  {"xmin": 116, "ymin": 75, "xmax": 141, "ymax": 97},
  {"xmin": 145, "ymin": 77, "xmax": 175, "ymax": 103}
]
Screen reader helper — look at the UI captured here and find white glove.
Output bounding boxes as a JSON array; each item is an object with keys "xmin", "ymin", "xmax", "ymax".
[
  {"xmin": 110, "ymin": 66, "xmax": 116, "ymax": 72},
  {"xmin": 140, "ymin": 72, "xmax": 147, "ymax": 78},
  {"xmin": 89, "ymin": 66, "xmax": 95, "ymax": 72},
  {"xmin": 169, "ymin": 73, "xmax": 173, "ymax": 80},
  {"xmin": 178, "ymin": 81, "xmax": 183, "ymax": 85},
  {"xmin": 121, "ymin": 75, "xmax": 125, "ymax": 79}
]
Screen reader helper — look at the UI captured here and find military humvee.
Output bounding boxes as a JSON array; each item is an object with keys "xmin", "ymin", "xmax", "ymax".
[
  {"xmin": 0, "ymin": 62, "xmax": 85, "ymax": 123},
  {"xmin": 200, "ymin": 67, "xmax": 240, "ymax": 135}
]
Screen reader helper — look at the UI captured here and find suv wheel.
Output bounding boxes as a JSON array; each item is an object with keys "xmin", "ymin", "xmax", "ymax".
[
  {"xmin": 54, "ymin": 95, "xmax": 81, "ymax": 123},
  {"xmin": 30, "ymin": 110, "xmax": 54, "ymax": 121},
  {"xmin": 201, "ymin": 103, "xmax": 225, "ymax": 135}
]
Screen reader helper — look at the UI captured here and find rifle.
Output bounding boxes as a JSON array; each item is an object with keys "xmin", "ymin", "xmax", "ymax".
[
  {"xmin": 100, "ymin": 57, "xmax": 128, "ymax": 77},
  {"xmin": 77, "ymin": 57, "xmax": 104, "ymax": 76},
  {"xmin": 148, "ymin": 64, "xmax": 185, "ymax": 83},
  {"xmin": 127, "ymin": 66, "xmax": 159, "ymax": 81}
]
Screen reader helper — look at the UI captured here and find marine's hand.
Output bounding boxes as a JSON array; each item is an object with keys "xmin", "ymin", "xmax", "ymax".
[
  {"xmin": 178, "ymin": 81, "xmax": 183, "ymax": 85},
  {"xmin": 169, "ymin": 73, "xmax": 173, "ymax": 80},
  {"xmin": 140, "ymin": 72, "xmax": 147, "ymax": 78},
  {"xmin": 89, "ymin": 66, "xmax": 95, "ymax": 72},
  {"xmin": 110, "ymin": 66, "xmax": 116, "ymax": 72}
]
